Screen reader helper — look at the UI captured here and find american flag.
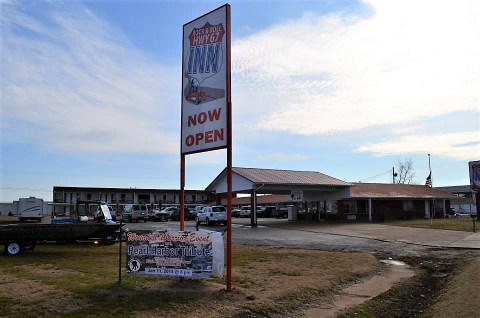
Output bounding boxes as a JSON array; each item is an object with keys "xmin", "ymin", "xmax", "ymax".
[{"xmin": 425, "ymin": 173, "xmax": 432, "ymax": 187}]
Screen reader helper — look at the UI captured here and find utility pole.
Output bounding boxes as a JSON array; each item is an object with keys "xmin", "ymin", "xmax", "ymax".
[{"xmin": 392, "ymin": 167, "xmax": 397, "ymax": 184}]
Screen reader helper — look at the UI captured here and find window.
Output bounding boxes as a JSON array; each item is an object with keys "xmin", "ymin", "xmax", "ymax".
[{"xmin": 403, "ymin": 200, "xmax": 414, "ymax": 211}]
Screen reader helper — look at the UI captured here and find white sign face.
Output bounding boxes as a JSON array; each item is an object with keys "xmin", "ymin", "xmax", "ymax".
[
  {"xmin": 469, "ymin": 161, "xmax": 480, "ymax": 193},
  {"xmin": 290, "ymin": 190, "xmax": 303, "ymax": 202},
  {"xmin": 181, "ymin": 5, "xmax": 229, "ymax": 154}
]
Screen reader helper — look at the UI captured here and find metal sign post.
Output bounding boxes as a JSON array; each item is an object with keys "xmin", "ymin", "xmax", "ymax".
[{"xmin": 181, "ymin": 4, "xmax": 232, "ymax": 291}]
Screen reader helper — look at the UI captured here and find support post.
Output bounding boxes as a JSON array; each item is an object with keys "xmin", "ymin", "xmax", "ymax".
[
  {"xmin": 368, "ymin": 198, "xmax": 372, "ymax": 222},
  {"xmin": 476, "ymin": 192, "xmax": 480, "ymax": 221},
  {"xmin": 118, "ymin": 225, "xmax": 122, "ymax": 285},
  {"xmin": 250, "ymin": 190, "xmax": 257, "ymax": 227},
  {"xmin": 180, "ymin": 154, "xmax": 185, "ymax": 231},
  {"xmin": 226, "ymin": 4, "xmax": 233, "ymax": 292}
]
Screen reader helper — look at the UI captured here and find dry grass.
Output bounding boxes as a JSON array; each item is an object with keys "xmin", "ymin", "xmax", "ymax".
[
  {"xmin": 426, "ymin": 257, "xmax": 480, "ymax": 318},
  {"xmin": 385, "ymin": 216, "xmax": 476, "ymax": 232},
  {"xmin": 0, "ymin": 243, "xmax": 378, "ymax": 318}
]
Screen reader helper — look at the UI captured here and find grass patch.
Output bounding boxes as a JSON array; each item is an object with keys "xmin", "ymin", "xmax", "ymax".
[
  {"xmin": 0, "ymin": 243, "xmax": 378, "ymax": 317},
  {"xmin": 385, "ymin": 216, "xmax": 476, "ymax": 232},
  {"xmin": 425, "ymin": 257, "xmax": 480, "ymax": 318}
]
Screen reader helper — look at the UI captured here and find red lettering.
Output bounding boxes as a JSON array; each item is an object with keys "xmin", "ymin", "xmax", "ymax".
[
  {"xmin": 208, "ymin": 108, "xmax": 221, "ymax": 121},
  {"xmin": 188, "ymin": 116, "xmax": 196, "ymax": 127},
  {"xmin": 187, "ymin": 108, "xmax": 222, "ymax": 127},
  {"xmin": 214, "ymin": 128, "xmax": 224, "ymax": 141},
  {"xmin": 188, "ymin": 232, "xmax": 210, "ymax": 242},
  {"xmin": 195, "ymin": 133, "xmax": 204, "ymax": 145},
  {"xmin": 184, "ymin": 128, "xmax": 225, "ymax": 148},
  {"xmin": 205, "ymin": 130, "xmax": 213, "ymax": 143},
  {"xmin": 186, "ymin": 135, "xmax": 194, "ymax": 146},
  {"xmin": 198, "ymin": 112, "xmax": 207, "ymax": 124}
]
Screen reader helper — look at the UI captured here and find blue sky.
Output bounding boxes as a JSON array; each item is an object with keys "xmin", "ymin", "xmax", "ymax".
[{"xmin": 1, "ymin": 0, "xmax": 479, "ymax": 202}]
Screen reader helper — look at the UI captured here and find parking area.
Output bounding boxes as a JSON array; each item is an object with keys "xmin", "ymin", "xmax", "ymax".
[
  {"xmin": 261, "ymin": 221, "xmax": 480, "ymax": 249},
  {"xmin": 122, "ymin": 217, "xmax": 480, "ymax": 250}
]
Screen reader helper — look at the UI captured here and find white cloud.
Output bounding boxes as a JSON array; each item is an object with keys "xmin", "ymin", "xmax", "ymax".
[
  {"xmin": 232, "ymin": 0, "xmax": 480, "ymax": 136},
  {"xmin": 1, "ymin": 2, "xmax": 178, "ymax": 154},
  {"xmin": 354, "ymin": 130, "xmax": 480, "ymax": 160},
  {"xmin": 258, "ymin": 152, "xmax": 308, "ymax": 161}
]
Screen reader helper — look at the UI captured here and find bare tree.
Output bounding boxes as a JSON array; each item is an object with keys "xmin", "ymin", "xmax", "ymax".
[{"xmin": 396, "ymin": 158, "xmax": 415, "ymax": 184}]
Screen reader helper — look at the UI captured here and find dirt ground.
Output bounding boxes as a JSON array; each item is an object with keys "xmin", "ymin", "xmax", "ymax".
[
  {"xmin": 2, "ymin": 249, "xmax": 474, "ymax": 318},
  {"xmin": 336, "ymin": 250, "xmax": 478, "ymax": 318},
  {"xmin": 2, "ymin": 216, "xmax": 479, "ymax": 317}
]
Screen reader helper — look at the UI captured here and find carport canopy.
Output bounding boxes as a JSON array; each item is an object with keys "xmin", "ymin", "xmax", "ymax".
[{"xmin": 206, "ymin": 167, "xmax": 352, "ymax": 203}]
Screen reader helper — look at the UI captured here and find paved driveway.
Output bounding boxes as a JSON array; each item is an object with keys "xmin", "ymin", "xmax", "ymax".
[
  {"xmin": 236, "ymin": 219, "xmax": 480, "ymax": 249},
  {"xmin": 123, "ymin": 218, "xmax": 480, "ymax": 253}
]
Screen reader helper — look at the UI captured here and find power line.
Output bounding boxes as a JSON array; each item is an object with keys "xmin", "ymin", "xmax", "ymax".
[
  {"xmin": 2, "ymin": 170, "xmax": 171, "ymax": 180},
  {"xmin": 358, "ymin": 169, "xmax": 391, "ymax": 183},
  {"xmin": 1, "ymin": 187, "xmax": 51, "ymax": 192}
]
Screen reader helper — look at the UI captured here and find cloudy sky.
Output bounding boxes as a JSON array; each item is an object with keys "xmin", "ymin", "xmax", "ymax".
[{"xmin": 1, "ymin": 0, "xmax": 479, "ymax": 202}]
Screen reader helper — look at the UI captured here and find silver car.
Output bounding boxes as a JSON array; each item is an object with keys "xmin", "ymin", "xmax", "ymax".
[{"xmin": 196, "ymin": 205, "xmax": 227, "ymax": 226}]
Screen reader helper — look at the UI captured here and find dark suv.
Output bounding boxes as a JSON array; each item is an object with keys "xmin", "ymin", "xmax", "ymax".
[{"xmin": 170, "ymin": 207, "xmax": 193, "ymax": 221}]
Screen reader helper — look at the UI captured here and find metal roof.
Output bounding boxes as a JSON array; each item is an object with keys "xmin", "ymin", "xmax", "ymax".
[
  {"xmin": 232, "ymin": 167, "xmax": 350, "ymax": 186},
  {"xmin": 351, "ymin": 183, "xmax": 457, "ymax": 199},
  {"xmin": 435, "ymin": 185, "xmax": 472, "ymax": 194}
]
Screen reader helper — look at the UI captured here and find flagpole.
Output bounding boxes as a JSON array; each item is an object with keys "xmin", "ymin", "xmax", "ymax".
[
  {"xmin": 428, "ymin": 154, "xmax": 434, "ymax": 223},
  {"xmin": 428, "ymin": 154, "xmax": 433, "ymax": 179}
]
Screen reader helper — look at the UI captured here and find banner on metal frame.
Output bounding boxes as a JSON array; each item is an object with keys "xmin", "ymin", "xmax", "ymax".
[{"xmin": 126, "ymin": 230, "xmax": 224, "ymax": 278}]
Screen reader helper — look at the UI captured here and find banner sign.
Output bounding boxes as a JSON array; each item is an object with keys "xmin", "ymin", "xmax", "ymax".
[
  {"xmin": 126, "ymin": 230, "xmax": 224, "ymax": 278},
  {"xmin": 469, "ymin": 161, "xmax": 480, "ymax": 193},
  {"xmin": 181, "ymin": 4, "xmax": 229, "ymax": 154}
]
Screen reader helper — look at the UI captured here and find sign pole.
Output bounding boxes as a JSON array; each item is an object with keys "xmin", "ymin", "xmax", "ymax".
[
  {"xmin": 226, "ymin": 4, "xmax": 232, "ymax": 292},
  {"xmin": 180, "ymin": 154, "xmax": 185, "ymax": 231},
  {"xmin": 118, "ymin": 225, "xmax": 122, "ymax": 285},
  {"xmin": 181, "ymin": 4, "xmax": 232, "ymax": 291}
]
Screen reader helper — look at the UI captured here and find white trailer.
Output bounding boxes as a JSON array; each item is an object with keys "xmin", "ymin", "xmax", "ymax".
[{"xmin": 12, "ymin": 197, "xmax": 48, "ymax": 222}]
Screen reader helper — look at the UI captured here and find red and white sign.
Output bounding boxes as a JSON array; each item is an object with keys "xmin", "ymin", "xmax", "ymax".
[{"xmin": 181, "ymin": 5, "xmax": 229, "ymax": 154}]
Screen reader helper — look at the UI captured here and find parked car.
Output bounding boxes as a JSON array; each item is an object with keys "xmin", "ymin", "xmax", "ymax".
[
  {"xmin": 271, "ymin": 207, "xmax": 289, "ymax": 219},
  {"xmin": 122, "ymin": 204, "xmax": 148, "ymax": 222},
  {"xmin": 150, "ymin": 209, "xmax": 169, "ymax": 222},
  {"xmin": 258, "ymin": 206, "xmax": 276, "ymax": 218},
  {"xmin": 196, "ymin": 205, "xmax": 227, "ymax": 226},
  {"xmin": 170, "ymin": 207, "xmax": 193, "ymax": 221},
  {"xmin": 161, "ymin": 206, "xmax": 177, "ymax": 216},
  {"xmin": 189, "ymin": 208, "xmax": 198, "ymax": 219},
  {"xmin": 232, "ymin": 208, "xmax": 241, "ymax": 217},
  {"xmin": 239, "ymin": 206, "xmax": 251, "ymax": 218}
]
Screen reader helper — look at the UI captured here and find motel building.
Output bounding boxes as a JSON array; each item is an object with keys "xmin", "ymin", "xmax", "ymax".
[
  {"xmin": 206, "ymin": 167, "xmax": 457, "ymax": 224},
  {"xmin": 52, "ymin": 167, "xmax": 456, "ymax": 221},
  {"xmin": 52, "ymin": 186, "xmax": 214, "ymax": 216}
]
